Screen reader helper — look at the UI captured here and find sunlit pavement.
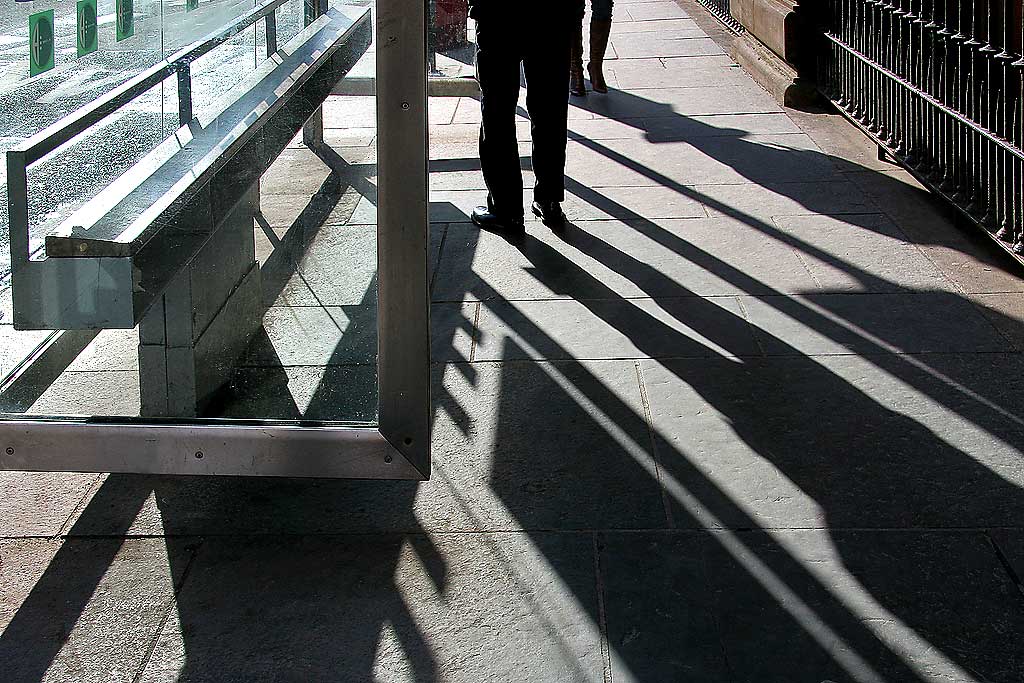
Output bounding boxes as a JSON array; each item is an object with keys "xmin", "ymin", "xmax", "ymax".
[{"xmin": 3, "ymin": 0, "xmax": 1024, "ymax": 680}]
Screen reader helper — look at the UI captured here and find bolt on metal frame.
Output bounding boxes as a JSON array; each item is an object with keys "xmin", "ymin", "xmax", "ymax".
[{"xmin": 0, "ymin": 0, "xmax": 431, "ymax": 480}]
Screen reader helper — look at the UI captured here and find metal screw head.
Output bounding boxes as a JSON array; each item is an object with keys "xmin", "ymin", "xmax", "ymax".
[
  {"xmin": 384, "ymin": 454, "xmax": 393, "ymax": 464},
  {"xmin": 4, "ymin": 447, "xmax": 13, "ymax": 456},
  {"xmin": 194, "ymin": 450, "xmax": 204, "ymax": 459},
  {"xmin": 401, "ymin": 101, "xmax": 410, "ymax": 110}
]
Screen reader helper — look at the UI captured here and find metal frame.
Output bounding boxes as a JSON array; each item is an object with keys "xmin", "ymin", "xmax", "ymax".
[{"xmin": 0, "ymin": 0, "xmax": 431, "ymax": 480}]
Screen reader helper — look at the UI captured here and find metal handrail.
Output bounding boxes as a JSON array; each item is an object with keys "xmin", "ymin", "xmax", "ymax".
[
  {"xmin": 817, "ymin": 0, "xmax": 1024, "ymax": 254},
  {"xmin": 822, "ymin": 30, "xmax": 1024, "ymax": 163},
  {"xmin": 12, "ymin": 0, "xmax": 296, "ymax": 166}
]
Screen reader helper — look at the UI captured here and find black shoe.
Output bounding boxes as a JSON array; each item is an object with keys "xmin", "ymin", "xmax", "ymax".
[
  {"xmin": 471, "ymin": 206, "xmax": 525, "ymax": 237},
  {"xmin": 531, "ymin": 201, "xmax": 566, "ymax": 228}
]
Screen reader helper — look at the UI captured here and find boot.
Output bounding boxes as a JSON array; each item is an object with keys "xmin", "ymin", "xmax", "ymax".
[
  {"xmin": 587, "ymin": 18, "xmax": 612, "ymax": 94},
  {"xmin": 570, "ymin": 24, "xmax": 586, "ymax": 97}
]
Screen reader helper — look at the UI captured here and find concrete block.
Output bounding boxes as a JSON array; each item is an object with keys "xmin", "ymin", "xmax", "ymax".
[
  {"xmin": 186, "ymin": 187, "xmax": 259, "ymax": 340},
  {"xmin": 187, "ymin": 263, "xmax": 262, "ymax": 415},
  {"xmin": 138, "ymin": 345, "xmax": 169, "ymax": 418}
]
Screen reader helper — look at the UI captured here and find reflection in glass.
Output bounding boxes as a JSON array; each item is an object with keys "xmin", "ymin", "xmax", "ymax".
[
  {"xmin": 428, "ymin": 0, "xmax": 472, "ymax": 76},
  {"xmin": 1, "ymin": 0, "xmax": 379, "ymax": 426}
]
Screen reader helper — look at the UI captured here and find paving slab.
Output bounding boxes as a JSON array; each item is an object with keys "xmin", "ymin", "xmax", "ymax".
[
  {"xmin": 212, "ymin": 363, "xmax": 378, "ymax": 422},
  {"xmin": 598, "ymin": 532, "xmax": 729, "ymax": 682},
  {"xmin": 643, "ymin": 112, "xmax": 803, "ymax": 138},
  {"xmin": 474, "ymin": 296, "xmax": 759, "ymax": 361},
  {"xmin": 787, "ymin": 108, "xmax": 895, "ymax": 173},
  {"xmin": 607, "ymin": 55, "xmax": 748, "ymax": 89},
  {"xmin": 0, "ymin": 538, "xmax": 191, "ymax": 683},
  {"xmin": 290, "ymin": 125, "xmax": 376, "ymax": 149},
  {"xmin": 1, "ymin": 326, "xmax": 53, "ymax": 382},
  {"xmin": 565, "ymin": 135, "xmax": 840, "ymax": 188},
  {"xmin": 436, "ymin": 358, "xmax": 669, "ymax": 530},
  {"xmin": 625, "ymin": 1, "xmax": 692, "ymax": 21},
  {"xmin": 610, "ymin": 34, "xmax": 724, "ymax": 59},
  {"xmin": 598, "ymin": 532, "xmax": 1003, "ymax": 679},
  {"xmin": 771, "ymin": 213, "xmax": 956, "ymax": 293},
  {"xmin": 241, "ymin": 305, "xmax": 377, "ymax": 367},
  {"xmin": 261, "ymin": 224, "xmax": 378, "ymax": 306},
  {"xmin": 991, "ymin": 529, "xmax": 1024, "ymax": 586},
  {"xmin": 261, "ymin": 146, "xmax": 375, "ymax": 196},
  {"xmin": 696, "ymin": 179, "xmax": 878, "ymax": 219},
  {"xmin": 741, "ymin": 291, "xmax": 1006, "ymax": 356},
  {"xmin": 65, "ymin": 361, "xmax": 666, "ymax": 535},
  {"xmin": 27, "ymin": 370, "xmax": 140, "ymax": 417},
  {"xmin": 323, "ymin": 95, "xmax": 375, "ymax": 128},
  {"xmin": 433, "ymin": 218, "xmax": 819, "ymax": 303},
  {"xmin": 64, "ymin": 329, "xmax": 139, "ymax": 372},
  {"xmin": 574, "ymin": 85, "xmax": 780, "ymax": 120},
  {"xmin": 431, "ymin": 181, "xmax": 707, "ymax": 222},
  {"xmin": 839, "ymin": 169, "xmax": 1024, "ymax": 294},
  {"xmin": 428, "ymin": 167, "xmax": 538, "ymax": 192},
  {"xmin": 562, "ymin": 113, "xmax": 805, "ymax": 142},
  {"xmin": 600, "ymin": 529, "xmax": 1024, "ymax": 682},
  {"xmin": 642, "ymin": 353, "xmax": 1024, "ymax": 529},
  {"xmin": 0, "ymin": 472, "xmax": 97, "ymax": 537},
  {"xmin": 258, "ymin": 186, "xmax": 366, "ymax": 232},
  {"xmin": 136, "ymin": 533, "xmax": 603, "ymax": 682},
  {"xmin": 611, "ymin": 17, "xmax": 700, "ymax": 34},
  {"xmin": 968, "ymin": 293, "xmax": 1024, "ymax": 351}
]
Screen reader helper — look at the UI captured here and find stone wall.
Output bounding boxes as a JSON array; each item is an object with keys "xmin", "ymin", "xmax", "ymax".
[{"xmin": 723, "ymin": 0, "xmax": 818, "ymax": 107}]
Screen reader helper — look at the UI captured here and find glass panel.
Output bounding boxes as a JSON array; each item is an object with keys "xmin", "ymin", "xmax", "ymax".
[
  {"xmin": 1, "ymin": 0, "xmax": 380, "ymax": 426},
  {"xmin": 1, "ymin": 0, "xmax": 168, "ymax": 285},
  {"xmin": 428, "ymin": 0, "xmax": 472, "ymax": 77}
]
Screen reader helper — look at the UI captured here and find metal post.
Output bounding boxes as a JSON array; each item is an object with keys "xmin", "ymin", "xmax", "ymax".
[
  {"xmin": 376, "ymin": 0, "xmax": 431, "ymax": 475},
  {"xmin": 177, "ymin": 63, "xmax": 193, "ymax": 126}
]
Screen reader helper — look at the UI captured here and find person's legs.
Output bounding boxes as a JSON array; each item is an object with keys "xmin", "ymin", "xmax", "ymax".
[
  {"xmin": 475, "ymin": 20, "xmax": 525, "ymax": 221},
  {"xmin": 523, "ymin": 28, "xmax": 570, "ymax": 221},
  {"xmin": 570, "ymin": 2, "xmax": 586, "ymax": 97},
  {"xmin": 588, "ymin": 0, "xmax": 613, "ymax": 93}
]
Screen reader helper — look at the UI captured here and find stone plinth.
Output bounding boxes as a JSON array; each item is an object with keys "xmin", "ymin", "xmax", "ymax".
[{"xmin": 726, "ymin": 0, "xmax": 818, "ymax": 107}]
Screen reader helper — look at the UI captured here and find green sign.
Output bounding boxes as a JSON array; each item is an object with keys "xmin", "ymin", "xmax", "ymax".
[
  {"xmin": 77, "ymin": 0, "xmax": 99, "ymax": 57},
  {"xmin": 116, "ymin": 0, "xmax": 135, "ymax": 42},
  {"xmin": 29, "ymin": 10, "xmax": 55, "ymax": 77},
  {"xmin": 187, "ymin": 0, "xmax": 200, "ymax": 11}
]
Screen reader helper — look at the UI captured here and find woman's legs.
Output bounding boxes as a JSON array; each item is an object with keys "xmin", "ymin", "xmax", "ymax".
[
  {"xmin": 588, "ymin": 0, "xmax": 613, "ymax": 93},
  {"xmin": 570, "ymin": 15, "xmax": 586, "ymax": 96}
]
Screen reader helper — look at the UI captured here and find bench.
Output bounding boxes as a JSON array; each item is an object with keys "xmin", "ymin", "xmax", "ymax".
[{"xmin": 6, "ymin": 0, "xmax": 372, "ymax": 416}]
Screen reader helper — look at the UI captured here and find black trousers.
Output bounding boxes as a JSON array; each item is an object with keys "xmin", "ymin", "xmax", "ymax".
[{"xmin": 475, "ymin": 17, "xmax": 571, "ymax": 219}]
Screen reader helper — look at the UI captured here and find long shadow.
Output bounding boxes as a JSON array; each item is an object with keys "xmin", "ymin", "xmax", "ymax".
[
  {"xmin": 5, "ymin": 86, "xmax": 1024, "ymax": 681},
  {"xmin": 472, "ymin": 222, "xmax": 1024, "ymax": 678},
  {"xmin": 428, "ymin": 92, "xmax": 1024, "ymax": 676},
  {"xmin": 569, "ymin": 84, "xmax": 1022, "ymax": 269}
]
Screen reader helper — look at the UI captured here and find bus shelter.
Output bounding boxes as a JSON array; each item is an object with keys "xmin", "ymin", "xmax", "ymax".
[{"xmin": 0, "ymin": 0, "xmax": 430, "ymax": 479}]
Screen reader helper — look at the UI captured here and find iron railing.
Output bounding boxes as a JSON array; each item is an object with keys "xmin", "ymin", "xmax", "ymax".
[
  {"xmin": 817, "ymin": 1, "xmax": 1024, "ymax": 254},
  {"xmin": 694, "ymin": 0, "xmax": 745, "ymax": 33}
]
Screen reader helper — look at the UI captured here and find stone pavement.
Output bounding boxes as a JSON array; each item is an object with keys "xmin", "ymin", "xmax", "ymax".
[{"xmin": 4, "ymin": 0, "xmax": 1024, "ymax": 680}]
